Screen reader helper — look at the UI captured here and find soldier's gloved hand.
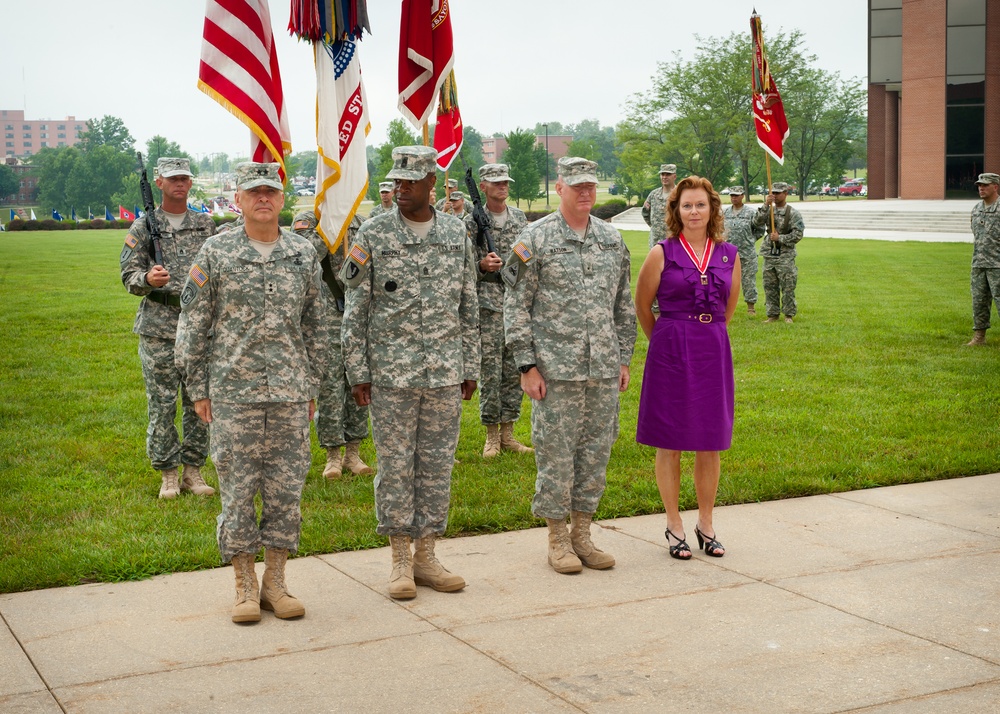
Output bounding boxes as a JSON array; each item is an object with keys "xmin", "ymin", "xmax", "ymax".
[
  {"xmin": 352, "ymin": 383, "xmax": 372, "ymax": 406},
  {"xmin": 460, "ymin": 380, "xmax": 477, "ymax": 401},
  {"xmin": 480, "ymin": 252, "xmax": 502, "ymax": 273},
  {"xmin": 146, "ymin": 265, "xmax": 170, "ymax": 287}
]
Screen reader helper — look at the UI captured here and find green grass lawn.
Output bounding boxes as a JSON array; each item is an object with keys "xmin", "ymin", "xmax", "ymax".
[{"xmin": 0, "ymin": 229, "xmax": 997, "ymax": 593}]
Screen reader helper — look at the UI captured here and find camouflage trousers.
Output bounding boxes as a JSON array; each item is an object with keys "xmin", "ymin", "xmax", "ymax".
[
  {"xmin": 370, "ymin": 384, "xmax": 462, "ymax": 538},
  {"xmin": 137, "ymin": 334, "xmax": 209, "ymax": 470},
  {"xmin": 316, "ymin": 316, "xmax": 369, "ymax": 448},
  {"xmin": 762, "ymin": 256, "xmax": 798, "ymax": 318},
  {"xmin": 478, "ymin": 308, "xmax": 524, "ymax": 425},
  {"xmin": 210, "ymin": 401, "xmax": 310, "ymax": 563},
  {"xmin": 530, "ymin": 377, "xmax": 618, "ymax": 519},
  {"xmin": 737, "ymin": 244, "xmax": 759, "ymax": 304},
  {"xmin": 970, "ymin": 267, "xmax": 1000, "ymax": 330}
]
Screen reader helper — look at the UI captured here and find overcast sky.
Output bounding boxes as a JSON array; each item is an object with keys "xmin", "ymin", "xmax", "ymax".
[{"xmin": 1, "ymin": 1, "xmax": 867, "ymax": 161}]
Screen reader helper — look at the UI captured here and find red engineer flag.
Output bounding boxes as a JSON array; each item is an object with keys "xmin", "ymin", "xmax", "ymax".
[
  {"xmin": 398, "ymin": 0, "xmax": 454, "ymax": 129},
  {"xmin": 750, "ymin": 11, "xmax": 789, "ymax": 164},
  {"xmin": 198, "ymin": 0, "xmax": 292, "ymax": 178},
  {"xmin": 119, "ymin": 206, "xmax": 135, "ymax": 221},
  {"xmin": 432, "ymin": 71, "xmax": 462, "ymax": 171}
]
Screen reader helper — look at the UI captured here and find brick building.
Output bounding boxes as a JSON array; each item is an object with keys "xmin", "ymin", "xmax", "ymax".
[
  {"xmin": 0, "ymin": 158, "xmax": 39, "ymax": 206},
  {"xmin": 1, "ymin": 110, "xmax": 88, "ymax": 159},
  {"xmin": 481, "ymin": 134, "xmax": 574, "ymax": 164},
  {"xmin": 868, "ymin": 0, "xmax": 999, "ymax": 199}
]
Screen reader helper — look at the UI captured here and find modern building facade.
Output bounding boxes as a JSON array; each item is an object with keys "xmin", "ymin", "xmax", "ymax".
[
  {"xmin": 1, "ymin": 110, "xmax": 88, "ymax": 158},
  {"xmin": 868, "ymin": 0, "xmax": 999, "ymax": 199}
]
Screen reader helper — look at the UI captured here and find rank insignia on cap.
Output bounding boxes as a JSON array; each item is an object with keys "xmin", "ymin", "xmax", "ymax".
[
  {"xmin": 124, "ymin": 234, "xmax": 138, "ymax": 248},
  {"xmin": 513, "ymin": 242, "xmax": 532, "ymax": 263},
  {"xmin": 189, "ymin": 263, "xmax": 208, "ymax": 287},
  {"xmin": 348, "ymin": 243, "xmax": 370, "ymax": 265}
]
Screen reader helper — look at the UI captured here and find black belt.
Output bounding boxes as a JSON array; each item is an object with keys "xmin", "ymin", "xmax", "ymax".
[
  {"xmin": 146, "ymin": 291, "xmax": 181, "ymax": 307},
  {"xmin": 660, "ymin": 311, "xmax": 725, "ymax": 324}
]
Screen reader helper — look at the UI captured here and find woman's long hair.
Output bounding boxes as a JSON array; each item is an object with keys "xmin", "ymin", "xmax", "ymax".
[{"xmin": 665, "ymin": 175, "xmax": 725, "ymax": 243}]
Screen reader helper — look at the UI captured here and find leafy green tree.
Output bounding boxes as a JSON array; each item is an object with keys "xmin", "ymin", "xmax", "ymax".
[
  {"xmin": 79, "ymin": 116, "xmax": 135, "ymax": 154},
  {"xmin": 288, "ymin": 151, "xmax": 319, "ymax": 178},
  {"xmin": 0, "ymin": 163, "xmax": 18, "ymax": 199},
  {"xmin": 501, "ymin": 129, "xmax": 542, "ymax": 209},
  {"xmin": 32, "ymin": 147, "xmax": 81, "ymax": 213},
  {"xmin": 367, "ymin": 119, "xmax": 419, "ymax": 201},
  {"xmin": 65, "ymin": 144, "xmax": 135, "ymax": 214},
  {"xmin": 111, "ymin": 173, "xmax": 142, "ymax": 214},
  {"xmin": 532, "ymin": 121, "xmax": 564, "ymax": 137}
]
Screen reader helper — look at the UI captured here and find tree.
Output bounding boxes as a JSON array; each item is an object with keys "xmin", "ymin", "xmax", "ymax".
[
  {"xmin": 367, "ymin": 119, "xmax": 419, "ymax": 201},
  {"xmin": 287, "ymin": 151, "xmax": 319, "ymax": 178},
  {"xmin": 65, "ymin": 144, "xmax": 135, "ymax": 213},
  {"xmin": 0, "ymin": 163, "xmax": 18, "ymax": 199},
  {"xmin": 501, "ymin": 129, "xmax": 542, "ymax": 209},
  {"xmin": 78, "ymin": 116, "xmax": 135, "ymax": 154},
  {"xmin": 532, "ymin": 121, "xmax": 564, "ymax": 137},
  {"xmin": 32, "ymin": 147, "xmax": 81, "ymax": 213}
]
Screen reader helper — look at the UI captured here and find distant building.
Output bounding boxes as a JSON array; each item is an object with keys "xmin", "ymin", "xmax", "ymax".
[
  {"xmin": 867, "ymin": 0, "xmax": 999, "ymax": 199},
  {"xmin": 482, "ymin": 134, "xmax": 574, "ymax": 164},
  {"xmin": 0, "ymin": 157, "xmax": 39, "ymax": 206},
  {"xmin": 534, "ymin": 135, "xmax": 573, "ymax": 161},
  {"xmin": 482, "ymin": 136, "xmax": 508, "ymax": 164},
  {"xmin": 1, "ymin": 110, "xmax": 89, "ymax": 158}
]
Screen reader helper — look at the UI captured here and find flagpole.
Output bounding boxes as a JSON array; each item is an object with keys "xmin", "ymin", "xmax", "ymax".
[{"xmin": 764, "ymin": 154, "xmax": 776, "ymax": 236}]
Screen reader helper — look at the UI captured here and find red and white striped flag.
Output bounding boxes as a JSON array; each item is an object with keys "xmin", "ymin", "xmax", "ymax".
[
  {"xmin": 398, "ymin": 0, "xmax": 454, "ymax": 129},
  {"xmin": 198, "ymin": 0, "xmax": 291, "ymax": 178}
]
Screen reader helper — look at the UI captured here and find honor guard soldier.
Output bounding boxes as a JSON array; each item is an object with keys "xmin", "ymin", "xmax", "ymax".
[
  {"xmin": 435, "ymin": 177, "xmax": 460, "ymax": 211},
  {"xmin": 369, "ymin": 181, "xmax": 395, "ymax": 219},
  {"xmin": 967, "ymin": 172, "xmax": 1000, "ymax": 345},
  {"xmin": 753, "ymin": 182, "xmax": 804, "ymax": 323},
  {"xmin": 722, "ymin": 186, "xmax": 765, "ymax": 315}
]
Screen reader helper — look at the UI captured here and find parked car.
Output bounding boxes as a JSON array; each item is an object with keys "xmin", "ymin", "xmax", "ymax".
[
  {"xmin": 608, "ymin": 183, "xmax": 619, "ymax": 195},
  {"xmin": 296, "ymin": 188, "xmax": 314, "ymax": 196},
  {"xmin": 838, "ymin": 181, "xmax": 864, "ymax": 196}
]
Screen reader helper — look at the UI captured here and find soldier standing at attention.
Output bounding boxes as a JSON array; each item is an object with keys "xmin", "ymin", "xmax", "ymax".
[
  {"xmin": 292, "ymin": 211, "xmax": 374, "ymax": 477},
  {"xmin": 176, "ymin": 163, "xmax": 328, "ymax": 624},
  {"xmin": 503, "ymin": 157, "xmax": 637, "ymax": 574},
  {"xmin": 120, "ymin": 157, "xmax": 216, "ymax": 500},
  {"xmin": 753, "ymin": 181, "xmax": 804, "ymax": 323},
  {"xmin": 341, "ymin": 145, "xmax": 480, "ymax": 600},
  {"xmin": 465, "ymin": 163, "xmax": 534, "ymax": 458},
  {"xmin": 435, "ymin": 177, "xmax": 460, "ymax": 211},
  {"xmin": 722, "ymin": 186, "xmax": 765, "ymax": 316},
  {"xmin": 448, "ymin": 191, "xmax": 468, "ymax": 220},
  {"xmin": 369, "ymin": 181, "xmax": 394, "ymax": 219},
  {"xmin": 967, "ymin": 172, "xmax": 1000, "ymax": 346},
  {"xmin": 642, "ymin": 163, "xmax": 677, "ymax": 249}
]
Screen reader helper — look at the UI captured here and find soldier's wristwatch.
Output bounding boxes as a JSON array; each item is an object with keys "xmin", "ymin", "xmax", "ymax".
[{"xmin": 519, "ymin": 364, "xmax": 536, "ymax": 374}]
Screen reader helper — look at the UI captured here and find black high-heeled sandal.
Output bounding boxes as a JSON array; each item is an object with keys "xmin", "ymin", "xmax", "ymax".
[
  {"xmin": 694, "ymin": 525, "xmax": 725, "ymax": 557},
  {"xmin": 665, "ymin": 528, "xmax": 692, "ymax": 560}
]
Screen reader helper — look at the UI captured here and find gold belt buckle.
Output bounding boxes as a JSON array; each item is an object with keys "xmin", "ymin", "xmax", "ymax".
[{"xmin": 698, "ymin": 314, "xmax": 712, "ymax": 323}]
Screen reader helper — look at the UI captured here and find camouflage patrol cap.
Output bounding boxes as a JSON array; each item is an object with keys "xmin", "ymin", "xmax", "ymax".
[
  {"xmin": 728, "ymin": 186, "xmax": 745, "ymax": 195},
  {"xmin": 975, "ymin": 173, "xmax": 1000, "ymax": 186},
  {"xmin": 557, "ymin": 156, "xmax": 599, "ymax": 186},
  {"xmin": 449, "ymin": 191, "xmax": 464, "ymax": 200},
  {"xmin": 378, "ymin": 181, "xmax": 393, "ymax": 192},
  {"xmin": 479, "ymin": 163, "xmax": 515, "ymax": 182},
  {"xmin": 771, "ymin": 182, "xmax": 791, "ymax": 193},
  {"xmin": 235, "ymin": 162, "xmax": 283, "ymax": 190},
  {"xmin": 659, "ymin": 163, "xmax": 677, "ymax": 174},
  {"xmin": 385, "ymin": 145, "xmax": 437, "ymax": 181},
  {"xmin": 446, "ymin": 178, "xmax": 459, "ymax": 188},
  {"xmin": 157, "ymin": 157, "xmax": 193, "ymax": 178}
]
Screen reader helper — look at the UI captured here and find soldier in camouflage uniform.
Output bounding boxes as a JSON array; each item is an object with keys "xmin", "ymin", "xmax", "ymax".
[
  {"xmin": 369, "ymin": 181, "xmax": 394, "ymax": 219},
  {"xmin": 503, "ymin": 157, "xmax": 637, "ymax": 575},
  {"xmin": 119, "ymin": 157, "xmax": 216, "ymax": 500},
  {"xmin": 447, "ymin": 191, "xmax": 467, "ymax": 219},
  {"xmin": 291, "ymin": 210, "xmax": 374, "ymax": 476},
  {"xmin": 435, "ymin": 177, "xmax": 459, "ymax": 212},
  {"xmin": 642, "ymin": 163, "xmax": 677, "ymax": 250},
  {"xmin": 465, "ymin": 163, "xmax": 534, "ymax": 458},
  {"xmin": 341, "ymin": 146, "xmax": 480, "ymax": 600},
  {"xmin": 967, "ymin": 172, "xmax": 1000, "ymax": 345},
  {"xmin": 176, "ymin": 163, "xmax": 328, "ymax": 624},
  {"xmin": 722, "ymin": 186, "xmax": 765, "ymax": 316},
  {"xmin": 753, "ymin": 182, "xmax": 804, "ymax": 323}
]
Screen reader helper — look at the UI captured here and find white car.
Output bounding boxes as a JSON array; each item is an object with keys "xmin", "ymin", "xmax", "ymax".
[{"xmin": 296, "ymin": 188, "xmax": 314, "ymax": 196}]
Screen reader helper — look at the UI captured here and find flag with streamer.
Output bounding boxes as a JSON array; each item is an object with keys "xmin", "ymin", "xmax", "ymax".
[
  {"xmin": 433, "ymin": 70, "xmax": 462, "ymax": 171},
  {"xmin": 751, "ymin": 11, "xmax": 789, "ymax": 164},
  {"xmin": 199, "ymin": 0, "xmax": 291, "ymax": 178},
  {"xmin": 398, "ymin": 0, "xmax": 454, "ymax": 129}
]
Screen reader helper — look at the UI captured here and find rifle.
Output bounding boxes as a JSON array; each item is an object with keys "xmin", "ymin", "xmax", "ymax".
[
  {"xmin": 462, "ymin": 165, "xmax": 495, "ymax": 256},
  {"xmin": 136, "ymin": 152, "xmax": 164, "ymax": 267}
]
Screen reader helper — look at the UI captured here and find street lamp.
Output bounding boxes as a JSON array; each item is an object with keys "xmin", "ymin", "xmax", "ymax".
[{"xmin": 543, "ymin": 124, "xmax": 550, "ymax": 208}]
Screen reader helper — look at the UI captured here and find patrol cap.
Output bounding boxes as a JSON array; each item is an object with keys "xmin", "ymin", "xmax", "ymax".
[
  {"xmin": 446, "ymin": 178, "xmax": 459, "ymax": 188},
  {"xmin": 378, "ymin": 181, "xmax": 393, "ymax": 193},
  {"xmin": 659, "ymin": 163, "xmax": 677, "ymax": 174},
  {"xmin": 479, "ymin": 163, "xmax": 515, "ymax": 183},
  {"xmin": 235, "ymin": 162, "xmax": 283, "ymax": 190},
  {"xmin": 557, "ymin": 156, "xmax": 599, "ymax": 186},
  {"xmin": 157, "ymin": 157, "xmax": 193, "ymax": 178},
  {"xmin": 449, "ymin": 191, "xmax": 464, "ymax": 200},
  {"xmin": 771, "ymin": 182, "xmax": 791, "ymax": 193},
  {"xmin": 728, "ymin": 185, "xmax": 745, "ymax": 195},
  {"xmin": 975, "ymin": 173, "xmax": 1000, "ymax": 186},
  {"xmin": 385, "ymin": 145, "xmax": 437, "ymax": 181}
]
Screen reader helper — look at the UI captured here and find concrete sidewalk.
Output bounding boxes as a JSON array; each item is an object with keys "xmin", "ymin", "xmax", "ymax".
[{"xmin": 3, "ymin": 474, "xmax": 1000, "ymax": 713}]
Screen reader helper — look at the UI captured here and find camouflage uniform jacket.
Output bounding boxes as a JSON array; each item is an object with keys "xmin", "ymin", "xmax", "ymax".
[
  {"xmin": 214, "ymin": 215, "xmax": 244, "ymax": 235},
  {"xmin": 503, "ymin": 212, "xmax": 637, "ymax": 381},
  {"xmin": 723, "ymin": 204, "xmax": 764, "ymax": 251},
  {"xmin": 642, "ymin": 187, "xmax": 670, "ymax": 245},
  {"xmin": 175, "ymin": 226, "xmax": 328, "ymax": 404},
  {"xmin": 340, "ymin": 208, "xmax": 481, "ymax": 389},
  {"xmin": 368, "ymin": 204, "xmax": 390, "ymax": 220},
  {"xmin": 971, "ymin": 199, "xmax": 1000, "ymax": 268},
  {"xmin": 464, "ymin": 204, "xmax": 528, "ymax": 312},
  {"xmin": 119, "ymin": 208, "xmax": 216, "ymax": 339},
  {"xmin": 753, "ymin": 204, "xmax": 804, "ymax": 259},
  {"xmin": 292, "ymin": 210, "xmax": 363, "ymax": 311}
]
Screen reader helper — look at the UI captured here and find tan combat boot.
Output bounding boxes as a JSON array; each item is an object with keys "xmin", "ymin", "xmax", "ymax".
[
  {"xmin": 482, "ymin": 424, "xmax": 501, "ymax": 458},
  {"xmin": 570, "ymin": 511, "xmax": 615, "ymax": 570},
  {"xmin": 388, "ymin": 535, "xmax": 417, "ymax": 599},
  {"xmin": 180, "ymin": 465, "xmax": 215, "ymax": 496},
  {"xmin": 342, "ymin": 441, "xmax": 375, "ymax": 475},
  {"xmin": 260, "ymin": 548, "xmax": 305, "ymax": 619},
  {"xmin": 747, "ymin": 303, "xmax": 756, "ymax": 316},
  {"xmin": 545, "ymin": 518, "xmax": 582, "ymax": 574},
  {"xmin": 231, "ymin": 552, "xmax": 261, "ymax": 623},
  {"xmin": 764, "ymin": 316, "xmax": 779, "ymax": 323},
  {"xmin": 322, "ymin": 448, "xmax": 343, "ymax": 479},
  {"xmin": 966, "ymin": 329, "xmax": 987, "ymax": 346},
  {"xmin": 500, "ymin": 422, "xmax": 534, "ymax": 454},
  {"xmin": 158, "ymin": 467, "xmax": 180, "ymax": 499},
  {"xmin": 413, "ymin": 534, "xmax": 466, "ymax": 592}
]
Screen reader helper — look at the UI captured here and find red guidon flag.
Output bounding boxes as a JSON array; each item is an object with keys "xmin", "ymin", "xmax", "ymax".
[
  {"xmin": 119, "ymin": 206, "xmax": 135, "ymax": 221},
  {"xmin": 433, "ymin": 71, "xmax": 462, "ymax": 171},
  {"xmin": 198, "ymin": 0, "xmax": 291, "ymax": 178},
  {"xmin": 398, "ymin": 0, "xmax": 454, "ymax": 129},
  {"xmin": 751, "ymin": 11, "xmax": 789, "ymax": 164}
]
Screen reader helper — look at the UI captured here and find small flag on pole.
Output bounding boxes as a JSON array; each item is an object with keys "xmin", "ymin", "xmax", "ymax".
[
  {"xmin": 751, "ymin": 11, "xmax": 789, "ymax": 164},
  {"xmin": 119, "ymin": 206, "xmax": 135, "ymax": 221},
  {"xmin": 105, "ymin": 206, "xmax": 114, "ymax": 221},
  {"xmin": 30, "ymin": 209, "xmax": 37, "ymax": 220},
  {"xmin": 9, "ymin": 209, "xmax": 18, "ymax": 221},
  {"xmin": 52, "ymin": 209, "xmax": 64, "ymax": 221}
]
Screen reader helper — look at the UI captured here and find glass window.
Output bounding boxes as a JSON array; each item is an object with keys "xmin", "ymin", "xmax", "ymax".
[
  {"xmin": 947, "ymin": 78, "xmax": 986, "ymax": 103},
  {"xmin": 22, "ymin": 133, "xmax": 30, "ymax": 139},
  {"xmin": 58, "ymin": 133, "xmax": 65, "ymax": 138},
  {"xmin": 871, "ymin": 9, "xmax": 902, "ymax": 36},
  {"xmin": 57, "ymin": 124, "xmax": 65, "ymax": 130},
  {"xmin": 947, "ymin": 26, "xmax": 986, "ymax": 75},
  {"xmin": 871, "ymin": 0, "xmax": 901, "ymax": 8},
  {"xmin": 40, "ymin": 142, "xmax": 47, "ymax": 148},
  {"xmin": 4, "ymin": 125, "xmax": 11, "ymax": 130},
  {"xmin": 5, "ymin": 142, "xmax": 12, "ymax": 148},
  {"xmin": 4, "ymin": 133, "xmax": 11, "ymax": 139},
  {"xmin": 39, "ymin": 124, "xmax": 46, "ymax": 130},
  {"xmin": 946, "ymin": 155, "xmax": 984, "ymax": 195},
  {"xmin": 22, "ymin": 125, "xmax": 29, "ymax": 130},
  {"xmin": 947, "ymin": 105, "xmax": 984, "ymax": 155},
  {"xmin": 948, "ymin": 0, "xmax": 985, "ymax": 25},
  {"xmin": 870, "ymin": 36, "xmax": 903, "ymax": 83}
]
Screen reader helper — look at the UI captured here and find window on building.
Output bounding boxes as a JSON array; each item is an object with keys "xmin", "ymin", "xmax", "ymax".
[
  {"xmin": 869, "ymin": 0, "xmax": 902, "ymax": 85},
  {"xmin": 24, "ymin": 141, "xmax": 31, "ymax": 147},
  {"xmin": 22, "ymin": 125, "xmax": 30, "ymax": 130},
  {"xmin": 4, "ymin": 125, "xmax": 12, "ymax": 130},
  {"xmin": 41, "ymin": 141, "xmax": 48, "ymax": 147},
  {"xmin": 57, "ymin": 124, "xmax": 66, "ymax": 130},
  {"xmin": 58, "ymin": 133, "xmax": 65, "ymax": 138},
  {"xmin": 23, "ymin": 133, "xmax": 31, "ymax": 139},
  {"xmin": 5, "ymin": 142, "xmax": 12, "ymax": 148},
  {"xmin": 945, "ymin": 0, "xmax": 986, "ymax": 196},
  {"xmin": 4, "ymin": 134, "xmax": 11, "ymax": 139},
  {"xmin": 40, "ymin": 124, "xmax": 47, "ymax": 130},
  {"xmin": 58, "ymin": 142, "xmax": 66, "ymax": 147},
  {"xmin": 40, "ymin": 133, "xmax": 47, "ymax": 139}
]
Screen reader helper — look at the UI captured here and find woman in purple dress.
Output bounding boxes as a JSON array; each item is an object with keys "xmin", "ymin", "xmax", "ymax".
[{"xmin": 635, "ymin": 176, "xmax": 741, "ymax": 560}]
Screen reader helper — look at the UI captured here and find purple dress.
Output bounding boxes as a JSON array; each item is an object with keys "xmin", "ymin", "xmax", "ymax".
[{"xmin": 636, "ymin": 238, "xmax": 737, "ymax": 451}]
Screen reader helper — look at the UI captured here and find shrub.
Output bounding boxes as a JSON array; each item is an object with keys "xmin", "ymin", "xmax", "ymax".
[
  {"xmin": 591, "ymin": 199, "xmax": 629, "ymax": 220},
  {"xmin": 525, "ymin": 210, "xmax": 555, "ymax": 222}
]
